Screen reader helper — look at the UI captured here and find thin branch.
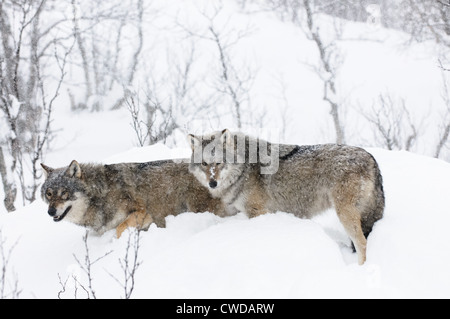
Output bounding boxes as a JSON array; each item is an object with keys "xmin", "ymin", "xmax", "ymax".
[
  {"xmin": 360, "ymin": 93, "xmax": 421, "ymax": 151},
  {"xmin": 439, "ymin": 59, "xmax": 450, "ymax": 72},
  {"xmin": 72, "ymin": 231, "xmax": 112, "ymax": 299},
  {"xmin": 435, "ymin": 69, "xmax": 450, "ymax": 158},
  {"xmin": 106, "ymin": 228, "xmax": 142, "ymax": 299},
  {"xmin": 126, "ymin": 93, "xmax": 150, "ymax": 147},
  {"xmin": 0, "ymin": 229, "xmax": 21, "ymax": 299}
]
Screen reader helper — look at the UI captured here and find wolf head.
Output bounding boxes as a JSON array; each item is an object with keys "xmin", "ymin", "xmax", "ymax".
[
  {"xmin": 40, "ymin": 160, "xmax": 89, "ymax": 224},
  {"xmin": 188, "ymin": 129, "xmax": 281, "ymax": 195},
  {"xmin": 187, "ymin": 129, "xmax": 247, "ymax": 196}
]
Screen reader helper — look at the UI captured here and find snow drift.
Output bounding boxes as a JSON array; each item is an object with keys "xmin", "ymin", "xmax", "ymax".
[{"xmin": 0, "ymin": 145, "xmax": 449, "ymax": 299}]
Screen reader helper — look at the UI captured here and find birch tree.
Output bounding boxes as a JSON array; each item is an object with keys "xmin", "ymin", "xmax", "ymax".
[{"xmin": 0, "ymin": 0, "xmax": 72, "ymax": 210}]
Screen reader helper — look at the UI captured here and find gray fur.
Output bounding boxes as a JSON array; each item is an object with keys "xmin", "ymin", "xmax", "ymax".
[
  {"xmin": 41, "ymin": 159, "xmax": 226, "ymax": 236},
  {"xmin": 188, "ymin": 130, "xmax": 385, "ymax": 264}
]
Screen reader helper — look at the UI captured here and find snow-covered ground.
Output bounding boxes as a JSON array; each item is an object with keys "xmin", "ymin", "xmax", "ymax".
[
  {"xmin": 1, "ymin": 144, "xmax": 450, "ymax": 298},
  {"xmin": 1, "ymin": 0, "xmax": 450, "ymax": 299}
]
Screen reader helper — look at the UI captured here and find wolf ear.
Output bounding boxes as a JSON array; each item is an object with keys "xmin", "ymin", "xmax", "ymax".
[
  {"xmin": 187, "ymin": 134, "xmax": 201, "ymax": 150},
  {"xmin": 40, "ymin": 163, "xmax": 54, "ymax": 178},
  {"xmin": 67, "ymin": 160, "xmax": 82, "ymax": 179},
  {"xmin": 220, "ymin": 129, "xmax": 232, "ymax": 145}
]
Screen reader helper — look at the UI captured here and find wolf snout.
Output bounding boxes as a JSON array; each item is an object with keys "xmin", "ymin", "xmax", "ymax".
[
  {"xmin": 48, "ymin": 207, "xmax": 57, "ymax": 217},
  {"xmin": 209, "ymin": 180, "xmax": 218, "ymax": 189}
]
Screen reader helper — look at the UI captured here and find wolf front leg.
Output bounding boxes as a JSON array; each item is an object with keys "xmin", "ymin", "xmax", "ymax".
[
  {"xmin": 244, "ymin": 186, "xmax": 269, "ymax": 219},
  {"xmin": 116, "ymin": 209, "xmax": 153, "ymax": 239}
]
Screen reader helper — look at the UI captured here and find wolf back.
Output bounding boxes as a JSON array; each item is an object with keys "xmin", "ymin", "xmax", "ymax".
[
  {"xmin": 41, "ymin": 159, "xmax": 227, "ymax": 237},
  {"xmin": 188, "ymin": 130, "xmax": 385, "ymax": 265}
]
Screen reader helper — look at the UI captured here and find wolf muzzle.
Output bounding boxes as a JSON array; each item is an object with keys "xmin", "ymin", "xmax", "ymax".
[
  {"xmin": 209, "ymin": 180, "xmax": 218, "ymax": 189},
  {"xmin": 48, "ymin": 205, "xmax": 72, "ymax": 222},
  {"xmin": 48, "ymin": 207, "xmax": 57, "ymax": 217}
]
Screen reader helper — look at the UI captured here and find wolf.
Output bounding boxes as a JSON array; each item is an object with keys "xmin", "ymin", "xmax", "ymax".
[
  {"xmin": 40, "ymin": 159, "xmax": 227, "ymax": 238},
  {"xmin": 188, "ymin": 129, "xmax": 385, "ymax": 265}
]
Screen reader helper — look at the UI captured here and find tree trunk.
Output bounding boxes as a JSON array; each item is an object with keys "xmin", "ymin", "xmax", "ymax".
[{"xmin": 0, "ymin": 147, "xmax": 16, "ymax": 212}]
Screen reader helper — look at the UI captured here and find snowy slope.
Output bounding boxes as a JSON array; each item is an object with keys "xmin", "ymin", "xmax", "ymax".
[
  {"xmin": 0, "ymin": 145, "xmax": 449, "ymax": 299},
  {"xmin": 1, "ymin": 0, "xmax": 450, "ymax": 299},
  {"xmin": 41, "ymin": 0, "xmax": 447, "ymax": 160}
]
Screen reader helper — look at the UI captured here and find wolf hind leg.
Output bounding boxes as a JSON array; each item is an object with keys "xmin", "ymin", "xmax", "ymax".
[
  {"xmin": 116, "ymin": 209, "xmax": 153, "ymax": 239},
  {"xmin": 332, "ymin": 179, "xmax": 368, "ymax": 266},
  {"xmin": 335, "ymin": 203, "xmax": 367, "ymax": 265}
]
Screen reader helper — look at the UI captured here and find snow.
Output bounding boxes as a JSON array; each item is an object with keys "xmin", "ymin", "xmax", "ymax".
[
  {"xmin": 1, "ymin": 145, "xmax": 450, "ymax": 298},
  {"xmin": 1, "ymin": 0, "xmax": 450, "ymax": 299}
]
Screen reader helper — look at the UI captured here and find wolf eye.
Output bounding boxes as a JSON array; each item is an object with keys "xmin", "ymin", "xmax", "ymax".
[
  {"xmin": 46, "ymin": 191, "xmax": 52, "ymax": 198},
  {"xmin": 202, "ymin": 162, "xmax": 208, "ymax": 167},
  {"xmin": 61, "ymin": 190, "xmax": 69, "ymax": 199}
]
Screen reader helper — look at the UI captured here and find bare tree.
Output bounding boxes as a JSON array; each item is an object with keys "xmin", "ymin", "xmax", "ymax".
[
  {"xmin": 178, "ymin": 2, "xmax": 260, "ymax": 129},
  {"xmin": 125, "ymin": 38, "xmax": 221, "ymax": 146},
  {"xmin": 435, "ymin": 70, "xmax": 450, "ymax": 158},
  {"xmin": 71, "ymin": 231, "xmax": 112, "ymax": 299},
  {"xmin": 25, "ymin": 41, "xmax": 73, "ymax": 203},
  {"xmin": 126, "ymin": 92, "xmax": 150, "ymax": 147},
  {"xmin": 71, "ymin": 0, "xmax": 92, "ymax": 109},
  {"xmin": 0, "ymin": 146, "xmax": 16, "ymax": 212},
  {"xmin": 125, "ymin": 86, "xmax": 178, "ymax": 147},
  {"xmin": 59, "ymin": 229, "xmax": 143, "ymax": 299},
  {"xmin": 0, "ymin": 0, "xmax": 74, "ymax": 210},
  {"xmin": 253, "ymin": 0, "xmax": 346, "ymax": 143},
  {"xmin": 400, "ymin": 0, "xmax": 450, "ymax": 46},
  {"xmin": 124, "ymin": 78, "xmax": 181, "ymax": 146},
  {"xmin": 107, "ymin": 229, "xmax": 142, "ymax": 299},
  {"xmin": 0, "ymin": 230, "xmax": 21, "ymax": 299},
  {"xmin": 68, "ymin": 0, "xmax": 151, "ymax": 112},
  {"xmin": 360, "ymin": 94, "xmax": 421, "ymax": 151},
  {"xmin": 302, "ymin": 0, "xmax": 346, "ymax": 144},
  {"xmin": 207, "ymin": 10, "xmax": 259, "ymax": 129},
  {"xmin": 272, "ymin": 73, "xmax": 292, "ymax": 141}
]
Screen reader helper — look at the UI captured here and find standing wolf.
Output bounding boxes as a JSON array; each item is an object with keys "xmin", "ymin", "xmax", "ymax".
[
  {"xmin": 41, "ymin": 159, "xmax": 226, "ymax": 238},
  {"xmin": 188, "ymin": 129, "xmax": 385, "ymax": 265}
]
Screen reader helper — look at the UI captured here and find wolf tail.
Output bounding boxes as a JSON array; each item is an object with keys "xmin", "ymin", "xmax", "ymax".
[{"xmin": 361, "ymin": 155, "xmax": 385, "ymax": 239}]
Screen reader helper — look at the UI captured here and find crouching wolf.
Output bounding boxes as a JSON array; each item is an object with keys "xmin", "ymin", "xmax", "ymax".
[
  {"xmin": 41, "ymin": 159, "xmax": 226, "ymax": 238},
  {"xmin": 188, "ymin": 129, "xmax": 385, "ymax": 265}
]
